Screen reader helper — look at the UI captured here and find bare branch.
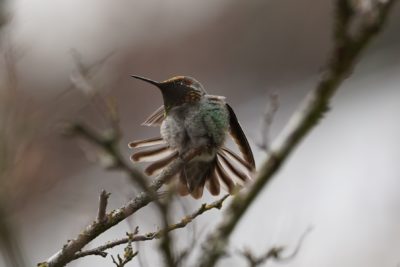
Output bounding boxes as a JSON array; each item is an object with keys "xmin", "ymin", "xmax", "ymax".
[
  {"xmin": 74, "ymin": 250, "xmax": 108, "ymax": 260},
  {"xmin": 73, "ymin": 195, "xmax": 229, "ymax": 260},
  {"xmin": 73, "ymin": 229, "xmax": 139, "ymax": 261},
  {"xmin": 40, "ymin": 146, "xmax": 199, "ymax": 267},
  {"xmin": 278, "ymin": 226, "xmax": 313, "ymax": 262},
  {"xmin": 197, "ymin": 1, "xmax": 397, "ymax": 266}
]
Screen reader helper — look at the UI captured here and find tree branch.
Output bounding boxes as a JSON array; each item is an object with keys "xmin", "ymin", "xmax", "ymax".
[
  {"xmin": 240, "ymin": 227, "xmax": 312, "ymax": 267},
  {"xmin": 72, "ymin": 195, "xmax": 229, "ymax": 260},
  {"xmin": 197, "ymin": 1, "xmax": 397, "ymax": 266},
  {"xmin": 39, "ymin": 130, "xmax": 200, "ymax": 267}
]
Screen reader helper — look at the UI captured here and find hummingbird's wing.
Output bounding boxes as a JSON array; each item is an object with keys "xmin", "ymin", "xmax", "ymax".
[
  {"xmin": 142, "ymin": 105, "xmax": 165, "ymax": 127},
  {"xmin": 226, "ymin": 104, "xmax": 256, "ymax": 170}
]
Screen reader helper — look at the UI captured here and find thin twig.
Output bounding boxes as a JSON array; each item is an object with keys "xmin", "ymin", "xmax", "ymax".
[
  {"xmin": 73, "ymin": 229, "xmax": 139, "ymax": 261},
  {"xmin": 197, "ymin": 1, "xmax": 397, "ymax": 266},
  {"xmin": 110, "ymin": 239, "xmax": 138, "ymax": 267},
  {"xmin": 74, "ymin": 249, "xmax": 108, "ymax": 260},
  {"xmin": 257, "ymin": 93, "xmax": 279, "ymax": 152},
  {"xmin": 240, "ymin": 227, "xmax": 313, "ymax": 267}
]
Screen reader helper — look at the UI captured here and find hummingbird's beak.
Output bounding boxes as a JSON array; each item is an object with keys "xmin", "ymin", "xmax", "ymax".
[{"xmin": 131, "ymin": 75, "xmax": 161, "ymax": 88}]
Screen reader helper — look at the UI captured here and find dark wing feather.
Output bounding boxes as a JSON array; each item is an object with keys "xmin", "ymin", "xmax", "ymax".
[
  {"xmin": 226, "ymin": 104, "xmax": 256, "ymax": 170},
  {"xmin": 142, "ymin": 105, "xmax": 165, "ymax": 127}
]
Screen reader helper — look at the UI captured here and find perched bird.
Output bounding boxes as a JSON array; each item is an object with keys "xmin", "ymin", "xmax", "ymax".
[{"xmin": 129, "ymin": 75, "xmax": 255, "ymax": 198}]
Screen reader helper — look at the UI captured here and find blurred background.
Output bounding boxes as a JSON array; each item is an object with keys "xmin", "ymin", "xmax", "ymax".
[{"xmin": 0, "ymin": 0, "xmax": 399, "ymax": 266}]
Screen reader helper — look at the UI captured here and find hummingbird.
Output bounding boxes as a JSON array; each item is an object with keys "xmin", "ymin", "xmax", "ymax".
[{"xmin": 129, "ymin": 75, "xmax": 255, "ymax": 199}]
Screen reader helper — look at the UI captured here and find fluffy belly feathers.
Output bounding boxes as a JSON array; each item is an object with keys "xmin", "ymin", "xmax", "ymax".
[{"xmin": 160, "ymin": 100, "xmax": 229, "ymax": 154}]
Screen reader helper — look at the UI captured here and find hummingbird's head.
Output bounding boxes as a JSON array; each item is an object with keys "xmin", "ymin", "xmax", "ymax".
[{"xmin": 131, "ymin": 75, "xmax": 206, "ymax": 112}]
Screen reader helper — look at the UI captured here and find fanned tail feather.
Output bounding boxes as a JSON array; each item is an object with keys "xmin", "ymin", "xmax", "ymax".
[
  {"xmin": 215, "ymin": 159, "xmax": 235, "ymax": 194},
  {"xmin": 177, "ymin": 159, "xmax": 214, "ymax": 199},
  {"xmin": 128, "ymin": 125, "xmax": 255, "ymax": 198},
  {"xmin": 218, "ymin": 152, "xmax": 250, "ymax": 182},
  {"xmin": 130, "ymin": 145, "xmax": 171, "ymax": 162},
  {"xmin": 175, "ymin": 149, "xmax": 249, "ymax": 197},
  {"xmin": 206, "ymin": 169, "xmax": 220, "ymax": 196},
  {"xmin": 190, "ymin": 177, "xmax": 206, "ymax": 199},
  {"xmin": 128, "ymin": 137, "xmax": 165, "ymax": 148},
  {"xmin": 220, "ymin": 147, "xmax": 254, "ymax": 172},
  {"xmin": 145, "ymin": 151, "xmax": 179, "ymax": 176},
  {"xmin": 129, "ymin": 135, "xmax": 180, "ymax": 182},
  {"xmin": 178, "ymin": 173, "xmax": 190, "ymax": 196}
]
